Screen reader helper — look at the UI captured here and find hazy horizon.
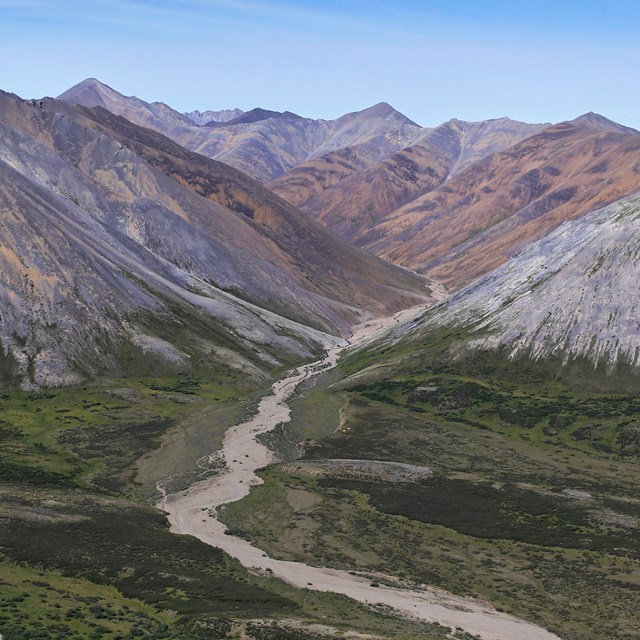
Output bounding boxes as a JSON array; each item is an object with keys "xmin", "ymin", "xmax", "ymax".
[{"xmin": 1, "ymin": 0, "xmax": 639, "ymax": 129}]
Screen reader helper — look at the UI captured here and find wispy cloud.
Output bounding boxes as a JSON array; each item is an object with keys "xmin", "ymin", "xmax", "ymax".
[
  {"xmin": 1, "ymin": 0, "xmax": 639, "ymax": 129},
  {"xmin": 0, "ymin": 0, "xmax": 415, "ymax": 40}
]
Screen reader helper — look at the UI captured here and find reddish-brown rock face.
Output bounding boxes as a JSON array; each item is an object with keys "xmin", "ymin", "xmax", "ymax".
[
  {"xmin": 367, "ymin": 119, "xmax": 640, "ymax": 288},
  {"xmin": 270, "ymin": 117, "xmax": 544, "ymax": 242},
  {"xmin": 274, "ymin": 114, "xmax": 640, "ymax": 290}
]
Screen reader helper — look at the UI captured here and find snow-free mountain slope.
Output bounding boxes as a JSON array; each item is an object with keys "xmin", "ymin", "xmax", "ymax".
[
  {"xmin": 266, "ymin": 145, "xmax": 373, "ymax": 208},
  {"xmin": 77, "ymin": 103, "xmax": 430, "ymax": 316},
  {"xmin": 269, "ymin": 117, "xmax": 544, "ymax": 241},
  {"xmin": 57, "ymin": 77, "xmax": 194, "ymax": 132},
  {"xmin": 403, "ymin": 191, "xmax": 640, "ymax": 368},
  {"xmin": 362, "ymin": 117, "xmax": 640, "ymax": 288},
  {"xmin": 0, "ymin": 90, "xmax": 431, "ymax": 387}
]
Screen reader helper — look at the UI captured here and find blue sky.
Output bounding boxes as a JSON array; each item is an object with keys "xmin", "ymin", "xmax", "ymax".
[{"xmin": 1, "ymin": 0, "xmax": 639, "ymax": 128}]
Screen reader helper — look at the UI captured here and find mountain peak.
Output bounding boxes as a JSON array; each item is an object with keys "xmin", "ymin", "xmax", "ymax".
[
  {"xmin": 75, "ymin": 77, "xmax": 103, "ymax": 88},
  {"xmin": 367, "ymin": 101, "xmax": 395, "ymax": 114},
  {"xmin": 57, "ymin": 77, "xmax": 123, "ymax": 105},
  {"xmin": 61, "ymin": 76, "xmax": 112, "ymax": 93},
  {"xmin": 568, "ymin": 112, "xmax": 638, "ymax": 135},
  {"xmin": 57, "ymin": 78, "xmax": 196, "ymax": 130},
  {"xmin": 340, "ymin": 102, "xmax": 420, "ymax": 127}
]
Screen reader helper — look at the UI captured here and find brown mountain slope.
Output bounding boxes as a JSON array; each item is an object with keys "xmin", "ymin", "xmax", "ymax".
[
  {"xmin": 265, "ymin": 145, "xmax": 373, "ymax": 208},
  {"xmin": 269, "ymin": 117, "xmax": 543, "ymax": 241},
  {"xmin": 58, "ymin": 79, "xmax": 423, "ymax": 182},
  {"xmin": 361, "ymin": 118, "xmax": 640, "ymax": 288},
  {"xmin": 74, "ymin": 104, "xmax": 431, "ymax": 317},
  {"xmin": 0, "ymin": 91, "xmax": 432, "ymax": 386}
]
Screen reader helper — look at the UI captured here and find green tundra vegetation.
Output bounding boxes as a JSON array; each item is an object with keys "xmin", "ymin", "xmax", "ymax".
[
  {"xmin": 222, "ymin": 328, "xmax": 640, "ymax": 640},
  {"xmin": 4, "ymin": 314, "xmax": 640, "ymax": 639},
  {"xmin": 0, "ymin": 360, "xmax": 459, "ymax": 640}
]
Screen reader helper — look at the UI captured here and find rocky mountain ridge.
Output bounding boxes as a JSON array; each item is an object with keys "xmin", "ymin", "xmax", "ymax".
[
  {"xmin": 58, "ymin": 79, "xmax": 424, "ymax": 182},
  {"xmin": 269, "ymin": 116, "xmax": 544, "ymax": 241},
  {"xmin": 203, "ymin": 107, "xmax": 302, "ymax": 128},
  {"xmin": 57, "ymin": 77, "xmax": 194, "ymax": 131}
]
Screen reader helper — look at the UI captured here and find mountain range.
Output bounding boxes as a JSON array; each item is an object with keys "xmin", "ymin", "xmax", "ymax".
[
  {"xmin": 364, "ymin": 114, "xmax": 640, "ymax": 288},
  {"xmin": 58, "ymin": 78, "xmax": 424, "ymax": 182},
  {"xmin": 0, "ymin": 88, "xmax": 430, "ymax": 388},
  {"xmin": 273, "ymin": 113, "xmax": 640, "ymax": 288},
  {"xmin": 58, "ymin": 79, "xmax": 640, "ymax": 297},
  {"xmin": 0, "ymin": 77, "xmax": 628, "ymax": 387},
  {"xmin": 268, "ymin": 116, "xmax": 545, "ymax": 241},
  {"xmin": 0, "ymin": 76, "xmax": 629, "ymax": 390},
  {"xmin": 4, "ymin": 77, "xmax": 640, "ymax": 640}
]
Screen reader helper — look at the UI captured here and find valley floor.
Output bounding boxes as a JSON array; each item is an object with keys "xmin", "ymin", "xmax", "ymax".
[
  {"xmin": 3, "ymin": 301, "xmax": 640, "ymax": 640},
  {"xmin": 162, "ymin": 306, "xmax": 560, "ymax": 640}
]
